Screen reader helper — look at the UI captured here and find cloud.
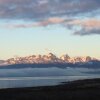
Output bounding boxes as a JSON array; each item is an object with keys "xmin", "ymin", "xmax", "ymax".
[
  {"xmin": 66, "ymin": 19, "xmax": 100, "ymax": 35},
  {"xmin": 4, "ymin": 18, "xmax": 100, "ymax": 36},
  {"xmin": 74, "ymin": 28, "xmax": 100, "ymax": 36},
  {"xmin": 0, "ymin": 0, "xmax": 100, "ymax": 35},
  {"xmin": 69, "ymin": 19, "xmax": 100, "ymax": 28},
  {"xmin": 0, "ymin": 0, "xmax": 100, "ymax": 20},
  {"xmin": 38, "ymin": 17, "xmax": 65, "ymax": 26},
  {"xmin": 6, "ymin": 17, "xmax": 65, "ymax": 28}
]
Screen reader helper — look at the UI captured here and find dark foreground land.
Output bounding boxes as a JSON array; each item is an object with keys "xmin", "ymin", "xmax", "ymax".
[{"xmin": 0, "ymin": 78, "xmax": 100, "ymax": 100}]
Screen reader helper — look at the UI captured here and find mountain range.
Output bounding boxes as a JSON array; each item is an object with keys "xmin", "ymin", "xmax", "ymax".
[{"xmin": 0, "ymin": 53, "xmax": 99, "ymax": 66}]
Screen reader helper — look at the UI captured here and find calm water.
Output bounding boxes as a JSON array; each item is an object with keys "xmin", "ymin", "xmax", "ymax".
[
  {"xmin": 0, "ymin": 75, "xmax": 100, "ymax": 89},
  {"xmin": 0, "ymin": 67, "xmax": 100, "ymax": 89}
]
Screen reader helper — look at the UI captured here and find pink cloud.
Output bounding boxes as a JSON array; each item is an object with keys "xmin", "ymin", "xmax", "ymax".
[
  {"xmin": 37, "ymin": 17, "xmax": 65, "ymax": 26},
  {"xmin": 5, "ymin": 17, "xmax": 65, "ymax": 28},
  {"xmin": 67, "ymin": 19, "xmax": 100, "ymax": 35}
]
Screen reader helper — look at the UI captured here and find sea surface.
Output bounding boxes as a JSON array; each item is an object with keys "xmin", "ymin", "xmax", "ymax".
[
  {"xmin": 0, "ymin": 75, "xmax": 100, "ymax": 89},
  {"xmin": 0, "ymin": 67, "xmax": 100, "ymax": 89}
]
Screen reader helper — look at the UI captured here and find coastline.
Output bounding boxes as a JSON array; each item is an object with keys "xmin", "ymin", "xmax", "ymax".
[{"xmin": 0, "ymin": 78, "xmax": 100, "ymax": 100}]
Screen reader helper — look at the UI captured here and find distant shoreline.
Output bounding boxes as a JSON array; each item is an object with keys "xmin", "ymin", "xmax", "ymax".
[{"xmin": 0, "ymin": 78, "xmax": 100, "ymax": 100}]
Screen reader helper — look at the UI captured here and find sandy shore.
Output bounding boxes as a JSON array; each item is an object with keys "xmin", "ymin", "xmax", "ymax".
[{"xmin": 0, "ymin": 78, "xmax": 100, "ymax": 100}]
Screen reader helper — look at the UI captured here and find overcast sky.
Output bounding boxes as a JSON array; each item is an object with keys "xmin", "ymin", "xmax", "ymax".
[{"xmin": 0, "ymin": 0, "xmax": 100, "ymax": 59}]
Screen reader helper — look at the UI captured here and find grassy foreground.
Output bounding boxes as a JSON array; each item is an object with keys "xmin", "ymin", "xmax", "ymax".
[{"xmin": 0, "ymin": 78, "xmax": 100, "ymax": 100}]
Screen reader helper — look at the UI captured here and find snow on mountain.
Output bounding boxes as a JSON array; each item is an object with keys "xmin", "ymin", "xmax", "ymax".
[
  {"xmin": 0, "ymin": 60, "xmax": 7, "ymax": 66},
  {"xmin": 0, "ymin": 53, "xmax": 99, "ymax": 65}
]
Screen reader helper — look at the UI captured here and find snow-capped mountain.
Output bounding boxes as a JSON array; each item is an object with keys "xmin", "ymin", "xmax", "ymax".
[
  {"xmin": 0, "ymin": 53, "xmax": 98, "ymax": 65},
  {"xmin": 0, "ymin": 60, "xmax": 7, "ymax": 66}
]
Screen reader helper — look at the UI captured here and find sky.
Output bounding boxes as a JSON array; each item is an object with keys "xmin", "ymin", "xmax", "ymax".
[{"xmin": 0, "ymin": 0, "xmax": 100, "ymax": 60}]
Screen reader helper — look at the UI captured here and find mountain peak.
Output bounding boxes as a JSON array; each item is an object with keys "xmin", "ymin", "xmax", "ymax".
[{"xmin": 0, "ymin": 53, "xmax": 99, "ymax": 65}]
